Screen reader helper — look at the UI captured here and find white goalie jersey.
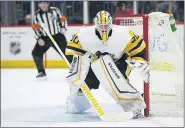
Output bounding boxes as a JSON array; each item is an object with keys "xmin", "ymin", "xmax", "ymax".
[
  {"xmin": 67, "ymin": 25, "xmax": 129, "ymax": 57},
  {"xmin": 66, "ymin": 24, "xmax": 147, "ymax": 79}
]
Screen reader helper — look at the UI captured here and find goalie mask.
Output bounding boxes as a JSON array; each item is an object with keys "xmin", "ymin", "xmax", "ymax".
[{"xmin": 94, "ymin": 11, "xmax": 113, "ymax": 44}]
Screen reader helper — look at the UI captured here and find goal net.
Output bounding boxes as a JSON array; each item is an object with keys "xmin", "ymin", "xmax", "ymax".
[{"xmin": 115, "ymin": 12, "xmax": 184, "ymax": 117}]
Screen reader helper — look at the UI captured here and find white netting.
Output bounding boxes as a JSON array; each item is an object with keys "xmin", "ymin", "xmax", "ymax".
[{"xmin": 116, "ymin": 12, "xmax": 184, "ymax": 117}]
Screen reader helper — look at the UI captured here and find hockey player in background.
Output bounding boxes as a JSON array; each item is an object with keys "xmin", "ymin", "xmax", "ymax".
[
  {"xmin": 32, "ymin": 1, "xmax": 72, "ymax": 79},
  {"xmin": 65, "ymin": 10, "xmax": 150, "ymax": 118}
]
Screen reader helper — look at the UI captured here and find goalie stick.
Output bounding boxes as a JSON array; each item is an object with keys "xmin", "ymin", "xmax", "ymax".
[{"xmin": 40, "ymin": 23, "xmax": 134, "ymax": 121}]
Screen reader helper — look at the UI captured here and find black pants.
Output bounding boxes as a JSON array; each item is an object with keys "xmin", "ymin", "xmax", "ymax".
[{"xmin": 32, "ymin": 33, "xmax": 73, "ymax": 74}]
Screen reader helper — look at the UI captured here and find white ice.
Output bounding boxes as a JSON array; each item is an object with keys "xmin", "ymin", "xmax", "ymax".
[{"xmin": 1, "ymin": 69, "xmax": 184, "ymax": 127}]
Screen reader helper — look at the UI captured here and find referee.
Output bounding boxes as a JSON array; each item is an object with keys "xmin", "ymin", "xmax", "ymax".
[{"xmin": 32, "ymin": 1, "xmax": 72, "ymax": 78}]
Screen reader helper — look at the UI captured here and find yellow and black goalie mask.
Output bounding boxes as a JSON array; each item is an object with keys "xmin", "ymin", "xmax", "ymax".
[{"xmin": 94, "ymin": 10, "xmax": 113, "ymax": 43}]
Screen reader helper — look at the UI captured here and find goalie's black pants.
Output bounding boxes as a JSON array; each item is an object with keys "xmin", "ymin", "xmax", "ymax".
[
  {"xmin": 32, "ymin": 33, "xmax": 73, "ymax": 74},
  {"xmin": 84, "ymin": 53, "xmax": 130, "ymax": 90}
]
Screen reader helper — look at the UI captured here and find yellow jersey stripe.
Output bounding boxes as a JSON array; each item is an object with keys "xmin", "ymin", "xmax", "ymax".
[
  {"xmin": 67, "ymin": 42, "xmax": 83, "ymax": 50},
  {"xmin": 130, "ymin": 41, "xmax": 146, "ymax": 56},
  {"xmin": 65, "ymin": 46, "xmax": 86, "ymax": 55},
  {"xmin": 65, "ymin": 51, "xmax": 83, "ymax": 56},
  {"xmin": 125, "ymin": 37, "xmax": 143, "ymax": 53}
]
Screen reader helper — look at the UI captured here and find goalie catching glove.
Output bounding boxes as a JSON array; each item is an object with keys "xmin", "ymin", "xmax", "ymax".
[{"xmin": 125, "ymin": 59, "xmax": 150, "ymax": 83}]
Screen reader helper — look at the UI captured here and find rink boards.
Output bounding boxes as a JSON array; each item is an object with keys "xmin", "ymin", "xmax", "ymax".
[{"xmin": 1, "ymin": 24, "xmax": 184, "ymax": 68}]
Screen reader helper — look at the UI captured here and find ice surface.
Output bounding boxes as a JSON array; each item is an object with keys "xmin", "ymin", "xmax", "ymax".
[{"xmin": 1, "ymin": 69, "xmax": 184, "ymax": 127}]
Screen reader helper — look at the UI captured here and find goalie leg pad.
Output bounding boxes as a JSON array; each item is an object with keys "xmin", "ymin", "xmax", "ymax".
[
  {"xmin": 91, "ymin": 55, "xmax": 146, "ymax": 112},
  {"xmin": 66, "ymin": 53, "xmax": 91, "ymax": 94},
  {"xmin": 66, "ymin": 90, "xmax": 92, "ymax": 113}
]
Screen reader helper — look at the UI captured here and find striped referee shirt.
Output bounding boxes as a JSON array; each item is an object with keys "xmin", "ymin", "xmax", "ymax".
[{"xmin": 32, "ymin": 7, "xmax": 67, "ymax": 40}]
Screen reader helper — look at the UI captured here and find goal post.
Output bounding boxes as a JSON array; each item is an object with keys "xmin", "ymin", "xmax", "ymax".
[{"xmin": 115, "ymin": 12, "xmax": 183, "ymax": 117}]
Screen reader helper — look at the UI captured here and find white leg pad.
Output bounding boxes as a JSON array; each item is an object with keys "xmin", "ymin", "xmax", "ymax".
[
  {"xmin": 66, "ymin": 91, "xmax": 92, "ymax": 114},
  {"xmin": 91, "ymin": 55, "xmax": 146, "ymax": 112}
]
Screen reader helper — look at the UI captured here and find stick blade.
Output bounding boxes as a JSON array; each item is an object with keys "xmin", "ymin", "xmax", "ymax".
[{"xmin": 100, "ymin": 112, "xmax": 134, "ymax": 121}]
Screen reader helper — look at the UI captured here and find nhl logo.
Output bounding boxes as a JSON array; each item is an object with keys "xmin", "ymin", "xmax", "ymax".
[{"xmin": 10, "ymin": 41, "xmax": 21, "ymax": 55}]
